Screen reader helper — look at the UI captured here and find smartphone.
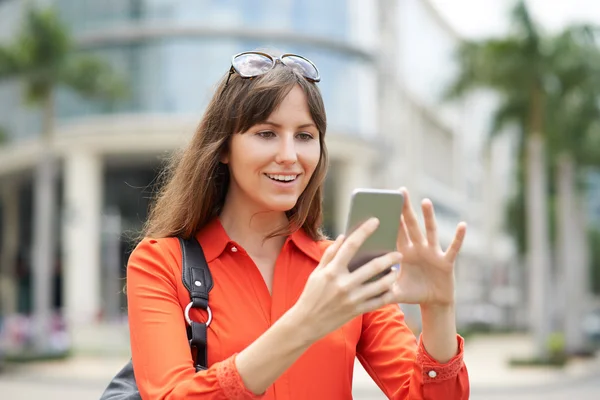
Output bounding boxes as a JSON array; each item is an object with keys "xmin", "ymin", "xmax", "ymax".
[{"xmin": 344, "ymin": 188, "xmax": 404, "ymax": 282}]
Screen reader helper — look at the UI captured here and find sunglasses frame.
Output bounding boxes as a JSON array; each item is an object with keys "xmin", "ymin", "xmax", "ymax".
[{"xmin": 225, "ymin": 51, "xmax": 321, "ymax": 86}]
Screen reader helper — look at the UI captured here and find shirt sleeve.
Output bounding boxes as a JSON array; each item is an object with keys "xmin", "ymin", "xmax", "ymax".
[
  {"xmin": 127, "ymin": 238, "xmax": 264, "ymax": 400},
  {"xmin": 356, "ymin": 304, "xmax": 469, "ymax": 400}
]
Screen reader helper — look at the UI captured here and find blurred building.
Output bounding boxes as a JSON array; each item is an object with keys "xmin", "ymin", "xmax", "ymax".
[
  {"xmin": 376, "ymin": 0, "xmax": 520, "ymax": 329},
  {"xmin": 0, "ymin": 0, "xmax": 518, "ymax": 351}
]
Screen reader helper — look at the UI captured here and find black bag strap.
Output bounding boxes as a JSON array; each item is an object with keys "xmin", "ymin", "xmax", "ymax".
[
  {"xmin": 178, "ymin": 237, "xmax": 213, "ymax": 372},
  {"xmin": 99, "ymin": 237, "xmax": 214, "ymax": 400}
]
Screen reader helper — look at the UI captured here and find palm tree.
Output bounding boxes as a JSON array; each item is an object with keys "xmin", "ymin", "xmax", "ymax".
[
  {"xmin": 0, "ymin": 6, "xmax": 125, "ymax": 352},
  {"xmin": 445, "ymin": 1, "xmax": 554, "ymax": 359},
  {"xmin": 545, "ymin": 26, "xmax": 600, "ymax": 354}
]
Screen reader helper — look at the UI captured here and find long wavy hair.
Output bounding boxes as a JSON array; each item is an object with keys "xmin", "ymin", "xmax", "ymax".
[{"xmin": 142, "ymin": 63, "xmax": 329, "ymax": 241}]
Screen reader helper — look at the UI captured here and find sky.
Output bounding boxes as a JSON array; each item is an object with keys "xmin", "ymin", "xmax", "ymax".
[{"xmin": 429, "ymin": 0, "xmax": 600, "ymax": 38}]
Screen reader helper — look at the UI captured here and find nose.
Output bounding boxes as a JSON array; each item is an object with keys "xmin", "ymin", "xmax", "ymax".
[{"xmin": 275, "ymin": 134, "xmax": 298, "ymax": 165}]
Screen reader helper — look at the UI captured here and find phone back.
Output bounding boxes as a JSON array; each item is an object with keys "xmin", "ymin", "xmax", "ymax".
[{"xmin": 344, "ymin": 189, "xmax": 404, "ymax": 276}]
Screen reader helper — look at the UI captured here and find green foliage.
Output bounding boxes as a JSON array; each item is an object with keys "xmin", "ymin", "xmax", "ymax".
[
  {"xmin": 444, "ymin": 1, "xmax": 549, "ymax": 137},
  {"xmin": 61, "ymin": 56, "xmax": 128, "ymax": 100},
  {"xmin": 590, "ymin": 229, "xmax": 600, "ymax": 295},
  {"xmin": 546, "ymin": 331, "xmax": 566, "ymax": 355},
  {"xmin": 0, "ymin": 5, "xmax": 127, "ymax": 108},
  {"xmin": 447, "ymin": 0, "xmax": 600, "ymax": 258},
  {"xmin": 577, "ymin": 122, "xmax": 600, "ymax": 167},
  {"xmin": 505, "ymin": 134, "xmax": 527, "ymax": 254},
  {"xmin": 509, "ymin": 332, "xmax": 568, "ymax": 367},
  {"xmin": 544, "ymin": 25, "xmax": 600, "ymax": 166}
]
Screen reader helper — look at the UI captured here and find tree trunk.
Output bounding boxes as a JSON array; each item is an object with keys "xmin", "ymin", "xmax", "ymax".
[
  {"xmin": 574, "ymin": 194, "xmax": 591, "ymax": 351},
  {"xmin": 31, "ymin": 91, "xmax": 58, "ymax": 353},
  {"xmin": 526, "ymin": 133, "xmax": 552, "ymax": 359},
  {"xmin": 556, "ymin": 153, "xmax": 587, "ymax": 353}
]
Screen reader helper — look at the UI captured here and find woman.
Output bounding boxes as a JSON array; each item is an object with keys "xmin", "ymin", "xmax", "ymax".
[{"xmin": 127, "ymin": 51, "xmax": 469, "ymax": 399}]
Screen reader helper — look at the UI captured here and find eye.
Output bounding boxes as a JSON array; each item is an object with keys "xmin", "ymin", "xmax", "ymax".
[
  {"xmin": 257, "ymin": 130, "xmax": 276, "ymax": 139},
  {"xmin": 296, "ymin": 132, "xmax": 315, "ymax": 141}
]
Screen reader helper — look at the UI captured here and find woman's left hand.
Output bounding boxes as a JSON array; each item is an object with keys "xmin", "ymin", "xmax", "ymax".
[{"xmin": 390, "ymin": 187, "xmax": 467, "ymax": 307}]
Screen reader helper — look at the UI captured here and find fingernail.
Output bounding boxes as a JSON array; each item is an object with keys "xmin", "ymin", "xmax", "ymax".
[{"xmin": 369, "ymin": 217, "xmax": 380, "ymax": 226}]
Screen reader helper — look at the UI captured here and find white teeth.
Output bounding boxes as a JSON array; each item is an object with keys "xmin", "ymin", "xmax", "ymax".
[{"xmin": 266, "ymin": 174, "xmax": 297, "ymax": 182}]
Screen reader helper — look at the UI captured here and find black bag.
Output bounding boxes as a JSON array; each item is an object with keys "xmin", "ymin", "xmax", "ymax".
[{"xmin": 100, "ymin": 237, "xmax": 214, "ymax": 400}]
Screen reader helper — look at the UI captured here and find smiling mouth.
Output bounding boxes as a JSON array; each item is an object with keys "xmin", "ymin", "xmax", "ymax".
[{"xmin": 265, "ymin": 173, "xmax": 299, "ymax": 182}]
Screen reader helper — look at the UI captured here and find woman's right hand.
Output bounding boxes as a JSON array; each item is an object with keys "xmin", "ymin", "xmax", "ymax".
[{"xmin": 290, "ymin": 218, "xmax": 402, "ymax": 342}]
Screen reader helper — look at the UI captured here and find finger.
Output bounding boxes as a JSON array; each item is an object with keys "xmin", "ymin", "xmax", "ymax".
[
  {"xmin": 422, "ymin": 199, "xmax": 440, "ymax": 248},
  {"xmin": 348, "ymin": 251, "xmax": 402, "ymax": 286},
  {"xmin": 396, "ymin": 215, "xmax": 411, "ymax": 248},
  {"xmin": 350, "ymin": 266, "xmax": 399, "ymax": 303},
  {"xmin": 445, "ymin": 222, "xmax": 467, "ymax": 262},
  {"xmin": 333, "ymin": 218, "xmax": 380, "ymax": 270},
  {"xmin": 317, "ymin": 234, "xmax": 345, "ymax": 270},
  {"xmin": 355, "ymin": 288, "xmax": 397, "ymax": 315},
  {"xmin": 400, "ymin": 187, "xmax": 425, "ymax": 244}
]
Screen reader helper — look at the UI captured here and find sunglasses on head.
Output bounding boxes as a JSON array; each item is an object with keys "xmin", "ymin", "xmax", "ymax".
[{"xmin": 225, "ymin": 51, "xmax": 321, "ymax": 86}]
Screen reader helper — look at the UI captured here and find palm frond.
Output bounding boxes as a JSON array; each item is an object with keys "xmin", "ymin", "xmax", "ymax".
[
  {"xmin": 60, "ymin": 55, "xmax": 128, "ymax": 100},
  {"xmin": 18, "ymin": 6, "xmax": 72, "ymax": 69},
  {"xmin": 445, "ymin": 37, "xmax": 533, "ymax": 100},
  {"xmin": 491, "ymin": 95, "xmax": 528, "ymax": 136},
  {"xmin": 510, "ymin": 0, "xmax": 542, "ymax": 51},
  {"xmin": 0, "ymin": 45, "xmax": 24, "ymax": 79}
]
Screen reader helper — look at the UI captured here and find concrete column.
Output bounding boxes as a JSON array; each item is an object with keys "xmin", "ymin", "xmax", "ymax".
[
  {"xmin": 62, "ymin": 151, "xmax": 103, "ymax": 347},
  {"xmin": 334, "ymin": 158, "xmax": 371, "ymax": 236},
  {"xmin": 1, "ymin": 181, "xmax": 20, "ymax": 316}
]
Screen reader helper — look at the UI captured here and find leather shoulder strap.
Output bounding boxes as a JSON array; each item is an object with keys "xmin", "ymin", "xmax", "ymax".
[
  {"xmin": 178, "ymin": 236, "xmax": 213, "ymax": 371},
  {"xmin": 179, "ymin": 237, "xmax": 214, "ymax": 309}
]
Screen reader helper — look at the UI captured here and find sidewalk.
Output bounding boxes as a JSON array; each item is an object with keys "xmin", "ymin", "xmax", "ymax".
[
  {"xmin": 2, "ymin": 334, "xmax": 599, "ymax": 395},
  {"xmin": 464, "ymin": 334, "xmax": 600, "ymax": 391},
  {"xmin": 352, "ymin": 333, "xmax": 600, "ymax": 395}
]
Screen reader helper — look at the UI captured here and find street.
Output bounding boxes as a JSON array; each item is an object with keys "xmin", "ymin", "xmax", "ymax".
[{"xmin": 0, "ymin": 371, "xmax": 598, "ymax": 400}]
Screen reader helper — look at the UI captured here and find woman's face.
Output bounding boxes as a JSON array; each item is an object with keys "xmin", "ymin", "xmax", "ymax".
[{"xmin": 222, "ymin": 85, "xmax": 321, "ymax": 213}]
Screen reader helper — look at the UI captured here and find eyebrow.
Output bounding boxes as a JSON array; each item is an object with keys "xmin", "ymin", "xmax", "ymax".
[{"xmin": 262, "ymin": 120, "xmax": 317, "ymax": 129}]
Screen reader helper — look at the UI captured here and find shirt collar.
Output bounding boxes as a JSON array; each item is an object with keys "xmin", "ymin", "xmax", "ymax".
[
  {"xmin": 196, "ymin": 217, "xmax": 322, "ymax": 264},
  {"xmin": 195, "ymin": 218, "xmax": 232, "ymax": 263},
  {"xmin": 289, "ymin": 227, "xmax": 323, "ymax": 263}
]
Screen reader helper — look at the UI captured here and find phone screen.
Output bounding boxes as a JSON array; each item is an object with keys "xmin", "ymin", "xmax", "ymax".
[{"xmin": 344, "ymin": 189, "xmax": 404, "ymax": 281}]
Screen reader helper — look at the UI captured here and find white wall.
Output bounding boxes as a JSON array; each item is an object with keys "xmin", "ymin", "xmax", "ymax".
[
  {"xmin": 384, "ymin": 0, "xmax": 519, "ymax": 326},
  {"xmin": 396, "ymin": 0, "xmax": 462, "ymax": 128}
]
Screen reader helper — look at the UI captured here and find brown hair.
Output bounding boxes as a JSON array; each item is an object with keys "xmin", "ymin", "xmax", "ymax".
[{"xmin": 142, "ymin": 64, "xmax": 329, "ymax": 241}]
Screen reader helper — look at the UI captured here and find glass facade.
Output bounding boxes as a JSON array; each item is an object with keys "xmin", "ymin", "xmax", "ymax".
[
  {"xmin": 54, "ymin": 0, "xmax": 349, "ymax": 41},
  {"xmin": 55, "ymin": 39, "xmax": 376, "ymax": 136},
  {"xmin": 0, "ymin": 0, "xmax": 377, "ymax": 321},
  {"xmin": 0, "ymin": 0, "xmax": 376, "ymax": 141}
]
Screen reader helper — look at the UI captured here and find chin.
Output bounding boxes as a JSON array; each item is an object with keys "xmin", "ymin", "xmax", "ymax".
[{"xmin": 262, "ymin": 197, "xmax": 300, "ymax": 213}]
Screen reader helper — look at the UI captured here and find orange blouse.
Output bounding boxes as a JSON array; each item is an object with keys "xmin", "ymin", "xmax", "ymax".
[{"xmin": 127, "ymin": 218, "xmax": 469, "ymax": 399}]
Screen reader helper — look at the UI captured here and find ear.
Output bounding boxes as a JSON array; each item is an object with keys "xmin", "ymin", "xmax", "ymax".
[{"xmin": 220, "ymin": 148, "xmax": 229, "ymax": 164}]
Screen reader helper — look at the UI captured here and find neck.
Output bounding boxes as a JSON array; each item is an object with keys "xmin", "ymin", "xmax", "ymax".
[{"xmin": 219, "ymin": 194, "xmax": 288, "ymax": 258}]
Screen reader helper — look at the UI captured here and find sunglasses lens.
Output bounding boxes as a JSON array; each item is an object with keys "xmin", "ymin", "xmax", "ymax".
[
  {"xmin": 281, "ymin": 55, "xmax": 320, "ymax": 81},
  {"xmin": 232, "ymin": 53, "xmax": 274, "ymax": 77}
]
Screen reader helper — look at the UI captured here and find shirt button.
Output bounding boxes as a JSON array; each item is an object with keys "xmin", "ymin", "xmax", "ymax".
[
  {"xmin": 428, "ymin": 370, "xmax": 437, "ymax": 378},
  {"xmin": 231, "ymin": 246, "xmax": 238, "ymax": 253}
]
